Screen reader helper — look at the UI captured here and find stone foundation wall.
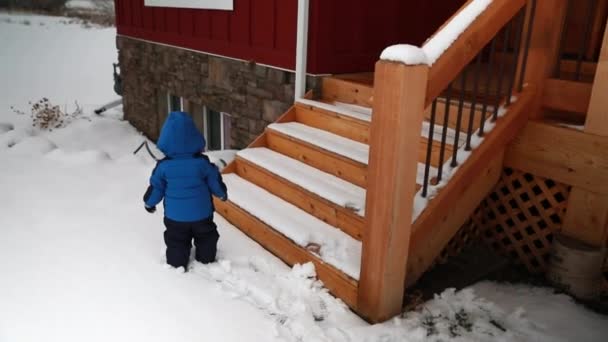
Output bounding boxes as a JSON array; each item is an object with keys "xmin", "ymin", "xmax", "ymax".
[{"xmin": 117, "ymin": 36, "xmax": 320, "ymax": 149}]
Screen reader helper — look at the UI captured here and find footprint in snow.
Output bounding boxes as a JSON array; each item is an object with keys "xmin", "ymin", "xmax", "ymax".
[{"xmin": 0, "ymin": 123, "xmax": 15, "ymax": 134}]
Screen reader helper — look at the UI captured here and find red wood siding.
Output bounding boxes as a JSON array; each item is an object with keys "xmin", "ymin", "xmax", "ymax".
[
  {"xmin": 115, "ymin": 0, "xmax": 465, "ymax": 74},
  {"xmin": 116, "ymin": 0, "xmax": 296, "ymax": 70}
]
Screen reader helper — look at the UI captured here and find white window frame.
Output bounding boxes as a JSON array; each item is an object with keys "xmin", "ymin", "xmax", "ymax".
[
  {"xmin": 145, "ymin": 0, "xmax": 233, "ymax": 11},
  {"xmin": 203, "ymin": 107, "xmax": 231, "ymax": 150},
  {"xmin": 166, "ymin": 93, "xmax": 231, "ymax": 150},
  {"xmin": 167, "ymin": 93, "xmax": 184, "ymax": 112}
]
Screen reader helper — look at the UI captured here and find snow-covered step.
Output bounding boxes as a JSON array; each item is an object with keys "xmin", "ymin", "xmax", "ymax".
[
  {"xmin": 222, "ymin": 173, "xmax": 362, "ymax": 281},
  {"xmin": 235, "ymin": 157, "xmax": 364, "ymax": 240},
  {"xmin": 294, "ymin": 103, "xmax": 370, "ymax": 144},
  {"xmin": 266, "ymin": 123, "xmax": 368, "ymax": 188},
  {"xmin": 297, "ymin": 98, "xmax": 371, "ymax": 123},
  {"xmin": 268, "ymin": 122, "xmax": 368, "ymax": 164},
  {"xmin": 237, "ymin": 147, "xmax": 366, "ymax": 217}
]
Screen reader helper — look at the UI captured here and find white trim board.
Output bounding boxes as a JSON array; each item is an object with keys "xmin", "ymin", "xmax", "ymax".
[{"xmin": 145, "ymin": 0, "xmax": 233, "ymax": 11}]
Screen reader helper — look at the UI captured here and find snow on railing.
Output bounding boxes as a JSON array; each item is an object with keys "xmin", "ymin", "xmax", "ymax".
[{"xmin": 380, "ymin": 0, "xmax": 493, "ymax": 66}]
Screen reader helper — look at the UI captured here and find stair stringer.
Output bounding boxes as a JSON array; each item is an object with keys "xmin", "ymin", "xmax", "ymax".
[{"xmin": 404, "ymin": 86, "xmax": 537, "ymax": 287}]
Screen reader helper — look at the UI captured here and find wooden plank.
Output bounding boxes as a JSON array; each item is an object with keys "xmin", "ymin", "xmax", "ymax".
[
  {"xmin": 265, "ymin": 129, "xmax": 368, "ymax": 188},
  {"xmin": 426, "ymin": 0, "xmax": 526, "ymax": 106},
  {"xmin": 559, "ymin": 60, "xmax": 598, "ymax": 80},
  {"xmin": 585, "ymin": 22, "xmax": 608, "ymax": 136},
  {"xmin": 542, "ymin": 79, "xmax": 592, "ymax": 114},
  {"xmin": 408, "ymin": 85, "xmax": 535, "ymax": 287},
  {"xmin": 358, "ymin": 61, "xmax": 428, "ymax": 323},
  {"xmin": 563, "ymin": 22, "xmax": 608, "ymax": 247},
  {"xmin": 235, "ymin": 157, "xmax": 364, "ymax": 240},
  {"xmin": 407, "ymin": 151, "xmax": 504, "ymax": 287},
  {"xmin": 504, "ymin": 121, "xmax": 608, "ymax": 195},
  {"xmin": 588, "ymin": 0, "xmax": 608, "ymax": 59},
  {"xmin": 214, "ymin": 199, "xmax": 359, "ymax": 309},
  {"xmin": 562, "ymin": 188, "xmax": 608, "ymax": 246},
  {"xmin": 321, "ymin": 77, "xmax": 374, "ymax": 108},
  {"xmin": 521, "ymin": 0, "xmax": 568, "ymax": 119},
  {"xmin": 294, "ymin": 104, "xmax": 370, "ymax": 144}
]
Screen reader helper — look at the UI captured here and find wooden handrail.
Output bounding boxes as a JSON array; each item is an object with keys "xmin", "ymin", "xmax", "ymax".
[{"xmin": 425, "ymin": 0, "xmax": 527, "ymax": 107}]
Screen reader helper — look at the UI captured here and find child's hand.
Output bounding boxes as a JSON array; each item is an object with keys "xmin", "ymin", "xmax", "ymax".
[{"xmin": 145, "ymin": 205, "xmax": 156, "ymax": 213}]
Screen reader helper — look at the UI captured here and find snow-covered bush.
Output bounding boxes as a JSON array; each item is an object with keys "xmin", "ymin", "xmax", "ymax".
[{"xmin": 12, "ymin": 98, "xmax": 83, "ymax": 131}]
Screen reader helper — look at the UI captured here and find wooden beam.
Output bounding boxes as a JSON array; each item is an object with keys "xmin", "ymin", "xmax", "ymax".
[
  {"xmin": 505, "ymin": 121, "xmax": 608, "ymax": 194},
  {"xmin": 563, "ymin": 21, "xmax": 608, "ymax": 247},
  {"xmin": 559, "ymin": 60, "xmax": 598, "ymax": 80},
  {"xmin": 407, "ymin": 151, "xmax": 504, "ymax": 286},
  {"xmin": 521, "ymin": 0, "xmax": 569, "ymax": 118},
  {"xmin": 426, "ymin": 0, "xmax": 526, "ymax": 106},
  {"xmin": 542, "ymin": 79, "xmax": 592, "ymax": 114},
  {"xmin": 585, "ymin": 22, "xmax": 608, "ymax": 136},
  {"xmin": 408, "ymin": 85, "xmax": 535, "ymax": 286},
  {"xmin": 358, "ymin": 61, "xmax": 428, "ymax": 322}
]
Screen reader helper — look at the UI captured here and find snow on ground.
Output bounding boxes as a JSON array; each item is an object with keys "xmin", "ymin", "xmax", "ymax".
[
  {"xmin": 1, "ymin": 12, "xmax": 607, "ymax": 342},
  {"xmin": 66, "ymin": 0, "xmax": 100, "ymax": 10}
]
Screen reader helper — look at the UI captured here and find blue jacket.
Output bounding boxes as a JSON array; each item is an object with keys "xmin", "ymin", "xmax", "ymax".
[{"xmin": 143, "ymin": 111, "xmax": 227, "ymax": 222}]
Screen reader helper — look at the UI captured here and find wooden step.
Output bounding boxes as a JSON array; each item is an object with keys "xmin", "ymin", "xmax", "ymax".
[
  {"xmin": 266, "ymin": 122, "xmax": 368, "ymax": 188},
  {"xmin": 293, "ymin": 102, "xmax": 459, "ymax": 169},
  {"xmin": 321, "ymin": 75, "xmax": 374, "ymax": 108},
  {"xmin": 214, "ymin": 174, "xmax": 360, "ymax": 309},
  {"xmin": 236, "ymin": 147, "xmax": 367, "ymax": 217},
  {"xmin": 234, "ymin": 157, "xmax": 364, "ymax": 240},
  {"xmin": 294, "ymin": 103, "xmax": 370, "ymax": 144}
]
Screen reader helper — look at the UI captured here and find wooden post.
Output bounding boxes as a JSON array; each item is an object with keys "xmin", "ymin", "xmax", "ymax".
[
  {"xmin": 520, "ymin": 0, "xmax": 568, "ymax": 118},
  {"xmin": 562, "ymin": 21, "xmax": 608, "ymax": 247},
  {"xmin": 358, "ymin": 61, "xmax": 428, "ymax": 322}
]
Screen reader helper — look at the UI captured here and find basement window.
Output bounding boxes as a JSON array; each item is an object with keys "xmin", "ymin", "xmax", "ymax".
[
  {"xmin": 145, "ymin": 0, "xmax": 233, "ymax": 11},
  {"xmin": 166, "ymin": 93, "xmax": 231, "ymax": 151}
]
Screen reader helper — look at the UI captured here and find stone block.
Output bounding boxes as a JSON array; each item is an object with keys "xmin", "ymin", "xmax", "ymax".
[
  {"xmin": 254, "ymin": 64, "xmax": 267, "ymax": 78},
  {"xmin": 267, "ymin": 68, "xmax": 287, "ymax": 84},
  {"xmin": 263, "ymin": 100, "xmax": 288, "ymax": 122}
]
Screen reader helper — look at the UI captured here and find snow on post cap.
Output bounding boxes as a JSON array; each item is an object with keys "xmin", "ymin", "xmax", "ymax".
[
  {"xmin": 380, "ymin": 44, "xmax": 429, "ymax": 65},
  {"xmin": 422, "ymin": 0, "xmax": 493, "ymax": 65}
]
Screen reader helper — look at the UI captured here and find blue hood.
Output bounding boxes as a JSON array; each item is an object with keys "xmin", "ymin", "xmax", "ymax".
[{"xmin": 157, "ymin": 111, "xmax": 206, "ymax": 157}]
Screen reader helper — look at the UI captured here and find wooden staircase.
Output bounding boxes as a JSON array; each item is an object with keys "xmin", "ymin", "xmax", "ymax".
[{"xmin": 215, "ymin": 0, "xmax": 542, "ymax": 323}]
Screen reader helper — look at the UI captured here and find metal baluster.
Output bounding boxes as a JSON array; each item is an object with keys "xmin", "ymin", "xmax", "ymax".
[
  {"xmin": 466, "ymin": 54, "xmax": 483, "ymax": 151},
  {"xmin": 518, "ymin": 0, "xmax": 536, "ymax": 92},
  {"xmin": 576, "ymin": 0, "xmax": 597, "ymax": 81},
  {"xmin": 451, "ymin": 69, "xmax": 468, "ymax": 167},
  {"xmin": 506, "ymin": 10, "xmax": 525, "ymax": 106},
  {"xmin": 494, "ymin": 22, "xmax": 512, "ymax": 121},
  {"xmin": 422, "ymin": 99, "xmax": 438, "ymax": 197},
  {"xmin": 437, "ymin": 83, "xmax": 453, "ymax": 183},
  {"xmin": 479, "ymin": 36, "xmax": 498, "ymax": 137}
]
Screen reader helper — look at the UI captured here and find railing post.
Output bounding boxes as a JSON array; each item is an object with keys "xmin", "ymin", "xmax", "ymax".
[
  {"xmin": 520, "ymin": 0, "xmax": 568, "ymax": 118},
  {"xmin": 294, "ymin": 0, "xmax": 310, "ymax": 100},
  {"xmin": 358, "ymin": 60, "xmax": 428, "ymax": 322},
  {"xmin": 562, "ymin": 21, "xmax": 608, "ymax": 247}
]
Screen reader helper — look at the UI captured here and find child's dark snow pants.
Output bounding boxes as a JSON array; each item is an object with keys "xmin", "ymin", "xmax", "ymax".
[{"xmin": 163, "ymin": 217, "xmax": 219, "ymax": 268}]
